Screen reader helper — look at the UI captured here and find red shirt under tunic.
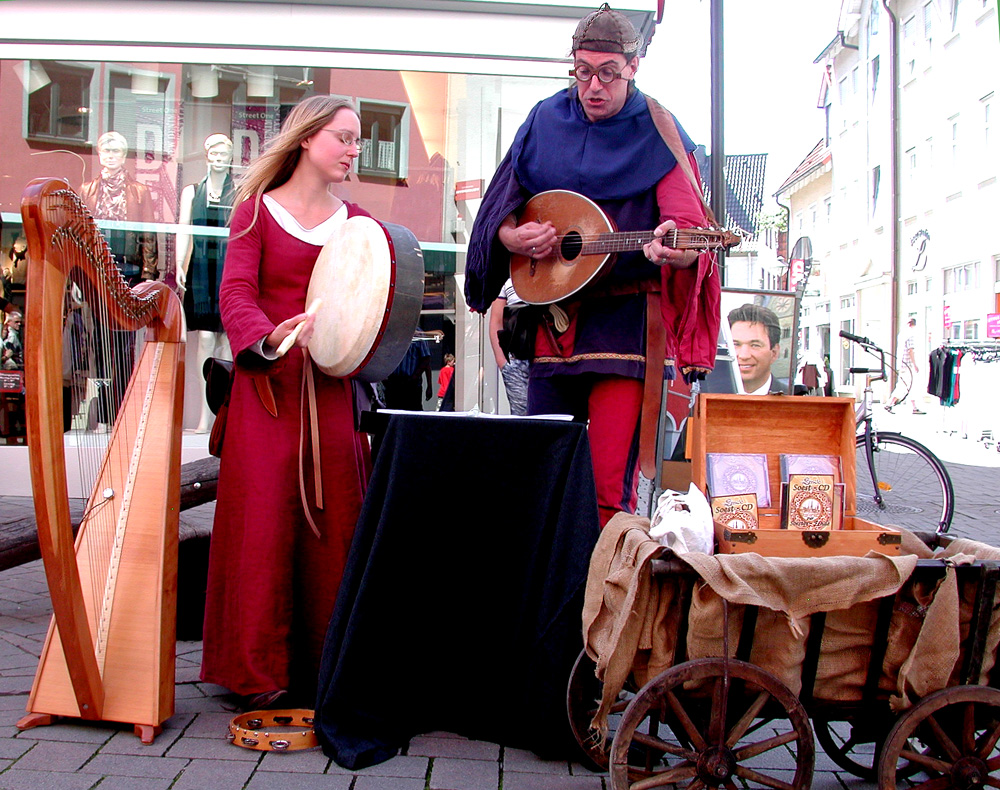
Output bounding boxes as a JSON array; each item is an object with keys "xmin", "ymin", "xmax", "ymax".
[{"xmin": 201, "ymin": 198, "xmax": 372, "ymax": 698}]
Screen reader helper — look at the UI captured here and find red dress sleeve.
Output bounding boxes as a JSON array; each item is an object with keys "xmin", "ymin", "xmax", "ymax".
[
  {"xmin": 218, "ymin": 199, "xmax": 278, "ymax": 364},
  {"xmin": 656, "ymin": 154, "xmax": 722, "ymax": 377}
]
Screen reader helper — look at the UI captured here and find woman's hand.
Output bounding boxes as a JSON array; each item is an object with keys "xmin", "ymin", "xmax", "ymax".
[
  {"xmin": 499, "ymin": 220, "xmax": 557, "ymax": 260},
  {"xmin": 266, "ymin": 312, "xmax": 315, "ymax": 352},
  {"xmin": 643, "ymin": 220, "xmax": 698, "ymax": 269}
]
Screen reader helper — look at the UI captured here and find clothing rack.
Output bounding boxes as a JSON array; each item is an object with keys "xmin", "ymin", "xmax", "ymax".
[
  {"xmin": 930, "ymin": 341, "xmax": 1000, "ymax": 444},
  {"xmin": 942, "ymin": 339, "xmax": 1000, "ymax": 362}
]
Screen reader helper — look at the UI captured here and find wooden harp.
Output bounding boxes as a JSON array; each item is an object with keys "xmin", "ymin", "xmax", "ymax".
[{"xmin": 18, "ymin": 178, "xmax": 184, "ymax": 744}]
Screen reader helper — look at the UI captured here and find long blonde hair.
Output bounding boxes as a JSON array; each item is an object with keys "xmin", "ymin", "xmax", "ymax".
[{"xmin": 231, "ymin": 95, "xmax": 358, "ymax": 237}]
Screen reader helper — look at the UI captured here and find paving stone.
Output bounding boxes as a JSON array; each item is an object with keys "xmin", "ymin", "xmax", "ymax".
[
  {"xmin": 172, "ymin": 756, "xmax": 259, "ymax": 790},
  {"xmin": 10, "ymin": 723, "xmax": 113, "ymax": 745},
  {"xmin": 0, "ymin": 739, "xmax": 32, "ymax": 760},
  {"xmin": 429, "ymin": 756, "xmax": 500, "ymax": 790},
  {"xmin": 9, "ymin": 740, "xmax": 98, "ymax": 771},
  {"xmin": 99, "ymin": 729, "xmax": 182, "ymax": 757},
  {"xmin": 353, "ymin": 776, "xmax": 426, "ymax": 790},
  {"xmin": 167, "ymin": 733, "xmax": 262, "ymax": 761},
  {"xmin": 327, "ymin": 754, "xmax": 428, "ymax": 778},
  {"xmin": 407, "ymin": 735, "xmax": 500, "ymax": 761},
  {"xmin": 0, "ymin": 769, "xmax": 102, "ymax": 790},
  {"xmin": 256, "ymin": 747, "xmax": 330, "ymax": 772},
  {"xmin": 80, "ymin": 753, "xmax": 189, "ymax": 780},
  {"xmin": 180, "ymin": 711, "xmax": 234, "ymax": 739},
  {"xmin": 503, "ymin": 746, "xmax": 571, "ymax": 775},
  {"xmin": 502, "ymin": 771, "xmax": 605, "ymax": 790},
  {"xmin": 86, "ymin": 777, "xmax": 174, "ymax": 790},
  {"xmin": 245, "ymin": 772, "xmax": 352, "ymax": 790}
]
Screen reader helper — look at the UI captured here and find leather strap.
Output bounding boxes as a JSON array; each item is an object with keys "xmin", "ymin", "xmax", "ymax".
[
  {"xmin": 640, "ymin": 291, "xmax": 666, "ymax": 480},
  {"xmin": 297, "ymin": 350, "xmax": 324, "ymax": 539},
  {"xmin": 252, "ymin": 373, "xmax": 278, "ymax": 418},
  {"xmin": 645, "ymin": 95, "xmax": 719, "ymax": 228},
  {"xmin": 228, "ymin": 709, "xmax": 318, "ymax": 752}
]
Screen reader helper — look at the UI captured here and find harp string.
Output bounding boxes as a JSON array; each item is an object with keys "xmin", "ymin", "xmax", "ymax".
[{"xmin": 48, "ymin": 190, "xmax": 156, "ymax": 658}]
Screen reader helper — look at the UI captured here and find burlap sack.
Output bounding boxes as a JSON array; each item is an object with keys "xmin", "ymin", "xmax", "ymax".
[
  {"xmin": 686, "ymin": 582, "xmax": 806, "ymax": 695},
  {"xmin": 813, "ymin": 530, "xmax": 936, "ymax": 703},
  {"xmin": 942, "ymin": 540, "xmax": 1000, "ymax": 687},
  {"xmin": 582, "ymin": 513, "xmax": 678, "ymax": 743}
]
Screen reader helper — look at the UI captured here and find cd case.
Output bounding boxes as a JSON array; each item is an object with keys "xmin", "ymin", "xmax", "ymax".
[
  {"xmin": 705, "ymin": 453, "xmax": 771, "ymax": 508},
  {"xmin": 779, "ymin": 453, "xmax": 843, "ymax": 484}
]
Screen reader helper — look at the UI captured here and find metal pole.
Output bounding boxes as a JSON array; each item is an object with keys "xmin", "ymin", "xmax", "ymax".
[{"xmin": 710, "ymin": 0, "xmax": 727, "ymax": 285}]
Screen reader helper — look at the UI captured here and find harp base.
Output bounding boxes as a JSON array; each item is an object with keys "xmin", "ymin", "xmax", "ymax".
[
  {"xmin": 16, "ymin": 712, "xmax": 163, "ymax": 745},
  {"xmin": 16, "ymin": 712, "xmax": 57, "ymax": 731}
]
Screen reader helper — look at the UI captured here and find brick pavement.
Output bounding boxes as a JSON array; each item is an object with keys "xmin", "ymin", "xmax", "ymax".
[{"xmin": 0, "ymin": 414, "xmax": 997, "ymax": 788}]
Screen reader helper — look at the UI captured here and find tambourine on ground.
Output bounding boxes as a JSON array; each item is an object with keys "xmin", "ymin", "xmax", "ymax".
[{"xmin": 306, "ymin": 215, "xmax": 424, "ymax": 382}]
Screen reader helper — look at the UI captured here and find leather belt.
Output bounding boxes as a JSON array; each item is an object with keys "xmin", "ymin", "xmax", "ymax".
[{"xmin": 228, "ymin": 709, "xmax": 318, "ymax": 752}]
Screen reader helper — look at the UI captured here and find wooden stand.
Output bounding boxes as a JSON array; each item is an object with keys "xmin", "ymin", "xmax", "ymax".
[{"xmin": 689, "ymin": 394, "xmax": 901, "ymax": 557}]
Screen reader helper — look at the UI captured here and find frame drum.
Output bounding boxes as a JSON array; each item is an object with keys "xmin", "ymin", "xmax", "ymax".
[{"xmin": 307, "ymin": 216, "xmax": 424, "ymax": 382}]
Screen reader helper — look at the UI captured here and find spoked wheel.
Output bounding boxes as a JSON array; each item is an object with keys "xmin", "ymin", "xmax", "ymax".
[
  {"xmin": 609, "ymin": 657, "xmax": 814, "ymax": 789},
  {"xmin": 878, "ymin": 686, "xmax": 1000, "ymax": 789},
  {"xmin": 814, "ymin": 716, "xmax": 881, "ymax": 780},
  {"xmin": 815, "ymin": 715, "xmax": 922, "ymax": 781},
  {"xmin": 566, "ymin": 649, "xmax": 636, "ymax": 772}
]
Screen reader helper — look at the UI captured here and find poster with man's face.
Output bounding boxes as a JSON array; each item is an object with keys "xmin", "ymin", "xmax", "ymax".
[{"xmin": 720, "ymin": 290, "xmax": 797, "ymax": 396}]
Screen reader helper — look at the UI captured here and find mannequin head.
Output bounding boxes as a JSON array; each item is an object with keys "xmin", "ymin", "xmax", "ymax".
[
  {"xmin": 204, "ymin": 133, "xmax": 234, "ymax": 173},
  {"xmin": 96, "ymin": 131, "xmax": 129, "ymax": 176}
]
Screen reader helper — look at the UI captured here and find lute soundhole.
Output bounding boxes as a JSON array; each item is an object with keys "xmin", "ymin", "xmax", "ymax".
[{"xmin": 560, "ymin": 231, "xmax": 583, "ymax": 265}]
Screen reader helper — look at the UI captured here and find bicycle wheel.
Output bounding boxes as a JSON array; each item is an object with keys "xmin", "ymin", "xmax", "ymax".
[{"xmin": 855, "ymin": 432, "xmax": 954, "ymax": 533}]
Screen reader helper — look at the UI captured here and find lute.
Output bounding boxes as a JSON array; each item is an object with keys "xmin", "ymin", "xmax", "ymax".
[{"xmin": 510, "ymin": 190, "xmax": 742, "ymax": 305}]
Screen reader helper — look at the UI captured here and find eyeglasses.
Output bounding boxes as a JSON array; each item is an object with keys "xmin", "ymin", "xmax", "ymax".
[
  {"xmin": 320, "ymin": 129, "xmax": 368, "ymax": 151},
  {"xmin": 569, "ymin": 64, "xmax": 626, "ymax": 84}
]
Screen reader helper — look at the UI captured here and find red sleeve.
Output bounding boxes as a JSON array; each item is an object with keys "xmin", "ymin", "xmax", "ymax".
[
  {"xmin": 656, "ymin": 154, "xmax": 722, "ymax": 376},
  {"xmin": 218, "ymin": 199, "xmax": 278, "ymax": 363}
]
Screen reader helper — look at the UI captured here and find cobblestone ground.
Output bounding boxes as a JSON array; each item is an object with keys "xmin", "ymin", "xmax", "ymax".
[{"xmin": 0, "ymin": 402, "xmax": 994, "ymax": 788}]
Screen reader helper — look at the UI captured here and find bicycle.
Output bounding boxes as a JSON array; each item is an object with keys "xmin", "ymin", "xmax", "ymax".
[{"xmin": 841, "ymin": 330, "xmax": 955, "ymax": 534}]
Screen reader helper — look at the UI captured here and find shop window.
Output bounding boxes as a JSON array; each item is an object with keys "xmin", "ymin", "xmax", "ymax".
[
  {"xmin": 25, "ymin": 61, "xmax": 94, "ymax": 145},
  {"xmin": 107, "ymin": 69, "xmax": 175, "ymax": 158},
  {"xmin": 358, "ymin": 100, "xmax": 409, "ymax": 179}
]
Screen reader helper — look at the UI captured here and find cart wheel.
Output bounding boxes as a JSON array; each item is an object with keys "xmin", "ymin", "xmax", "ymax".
[
  {"xmin": 878, "ymin": 686, "xmax": 1000, "ymax": 789},
  {"xmin": 609, "ymin": 658, "xmax": 814, "ymax": 790},
  {"xmin": 815, "ymin": 715, "xmax": 923, "ymax": 781},
  {"xmin": 566, "ymin": 649, "xmax": 636, "ymax": 772},
  {"xmin": 814, "ymin": 717, "xmax": 880, "ymax": 780}
]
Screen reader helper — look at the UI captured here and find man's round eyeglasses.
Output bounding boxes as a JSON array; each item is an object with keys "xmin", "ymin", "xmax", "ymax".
[
  {"xmin": 569, "ymin": 64, "xmax": 626, "ymax": 84},
  {"xmin": 321, "ymin": 129, "xmax": 368, "ymax": 151}
]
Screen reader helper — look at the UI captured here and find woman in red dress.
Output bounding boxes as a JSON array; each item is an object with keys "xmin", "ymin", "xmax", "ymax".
[{"xmin": 201, "ymin": 96, "xmax": 373, "ymax": 709}]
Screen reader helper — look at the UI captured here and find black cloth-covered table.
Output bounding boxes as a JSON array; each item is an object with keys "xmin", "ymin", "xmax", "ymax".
[{"xmin": 315, "ymin": 413, "xmax": 601, "ymax": 769}]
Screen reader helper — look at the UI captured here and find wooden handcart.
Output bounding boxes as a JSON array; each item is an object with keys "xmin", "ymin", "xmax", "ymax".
[{"xmin": 567, "ymin": 537, "xmax": 1000, "ymax": 790}]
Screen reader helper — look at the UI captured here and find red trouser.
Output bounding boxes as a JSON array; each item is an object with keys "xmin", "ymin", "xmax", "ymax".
[{"xmin": 528, "ymin": 374, "xmax": 644, "ymax": 527}]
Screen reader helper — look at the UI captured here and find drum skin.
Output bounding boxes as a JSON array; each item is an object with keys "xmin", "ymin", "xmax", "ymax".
[{"xmin": 307, "ymin": 216, "xmax": 424, "ymax": 382}]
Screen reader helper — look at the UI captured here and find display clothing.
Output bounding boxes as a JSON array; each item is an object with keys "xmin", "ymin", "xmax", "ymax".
[
  {"xmin": 201, "ymin": 196, "xmax": 373, "ymax": 701},
  {"xmin": 183, "ymin": 173, "xmax": 235, "ymax": 332},
  {"xmin": 80, "ymin": 169, "xmax": 158, "ymax": 285},
  {"xmin": 465, "ymin": 86, "xmax": 720, "ymax": 523}
]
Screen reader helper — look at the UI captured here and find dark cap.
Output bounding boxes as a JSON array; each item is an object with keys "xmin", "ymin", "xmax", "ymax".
[{"xmin": 572, "ymin": 3, "xmax": 643, "ymax": 56}]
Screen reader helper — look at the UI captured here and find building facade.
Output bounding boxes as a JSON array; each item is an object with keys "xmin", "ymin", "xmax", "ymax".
[
  {"xmin": 779, "ymin": 0, "xmax": 999, "ymax": 398},
  {"xmin": 0, "ymin": 0, "xmax": 658, "ymax": 489}
]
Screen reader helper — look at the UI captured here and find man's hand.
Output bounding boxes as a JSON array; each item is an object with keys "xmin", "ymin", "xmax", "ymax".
[
  {"xmin": 499, "ymin": 220, "xmax": 557, "ymax": 260},
  {"xmin": 643, "ymin": 220, "xmax": 698, "ymax": 269}
]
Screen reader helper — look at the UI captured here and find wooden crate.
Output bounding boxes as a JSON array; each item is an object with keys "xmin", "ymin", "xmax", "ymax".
[{"xmin": 689, "ymin": 394, "xmax": 901, "ymax": 557}]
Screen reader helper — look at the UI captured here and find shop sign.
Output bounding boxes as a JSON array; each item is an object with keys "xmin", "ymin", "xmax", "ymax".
[
  {"xmin": 454, "ymin": 179, "xmax": 483, "ymax": 201},
  {"xmin": 988, "ymin": 313, "xmax": 1000, "ymax": 339}
]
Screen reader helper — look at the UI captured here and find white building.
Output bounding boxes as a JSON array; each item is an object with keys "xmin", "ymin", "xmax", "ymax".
[{"xmin": 778, "ymin": 0, "xmax": 999, "ymax": 399}]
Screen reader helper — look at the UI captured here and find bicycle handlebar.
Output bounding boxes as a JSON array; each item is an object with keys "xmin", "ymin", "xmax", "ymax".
[{"xmin": 840, "ymin": 329, "xmax": 873, "ymax": 346}]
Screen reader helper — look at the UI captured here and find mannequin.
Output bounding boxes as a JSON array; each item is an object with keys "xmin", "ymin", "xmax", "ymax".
[
  {"xmin": 79, "ymin": 131, "xmax": 159, "ymax": 426},
  {"xmin": 176, "ymin": 134, "xmax": 235, "ymax": 432},
  {"xmin": 80, "ymin": 131, "xmax": 159, "ymax": 284}
]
